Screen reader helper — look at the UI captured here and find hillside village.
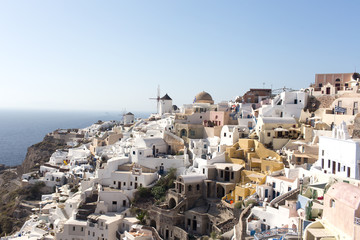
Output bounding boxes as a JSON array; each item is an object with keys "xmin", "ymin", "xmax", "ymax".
[{"xmin": 4, "ymin": 72, "xmax": 360, "ymax": 240}]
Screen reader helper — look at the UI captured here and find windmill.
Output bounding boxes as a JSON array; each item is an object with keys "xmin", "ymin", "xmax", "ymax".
[
  {"xmin": 121, "ymin": 108, "xmax": 126, "ymax": 124},
  {"xmin": 149, "ymin": 85, "xmax": 161, "ymax": 114}
]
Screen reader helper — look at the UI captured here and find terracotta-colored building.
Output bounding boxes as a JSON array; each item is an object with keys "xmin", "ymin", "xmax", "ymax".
[
  {"xmin": 236, "ymin": 89, "xmax": 272, "ymax": 104},
  {"xmin": 314, "ymin": 73, "xmax": 357, "ymax": 92}
]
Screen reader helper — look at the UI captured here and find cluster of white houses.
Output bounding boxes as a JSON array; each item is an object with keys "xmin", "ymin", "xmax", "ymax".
[{"xmin": 5, "ymin": 72, "xmax": 360, "ymax": 240}]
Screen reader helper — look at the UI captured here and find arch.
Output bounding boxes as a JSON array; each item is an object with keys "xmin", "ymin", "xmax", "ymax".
[
  {"xmin": 169, "ymin": 198, "xmax": 176, "ymax": 209},
  {"xmin": 217, "ymin": 185, "xmax": 225, "ymax": 198},
  {"xmin": 180, "ymin": 129, "xmax": 187, "ymax": 137},
  {"xmin": 150, "ymin": 220, "xmax": 157, "ymax": 229}
]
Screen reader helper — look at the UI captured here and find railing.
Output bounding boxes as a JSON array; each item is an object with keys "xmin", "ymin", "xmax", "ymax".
[
  {"xmin": 355, "ymin": 217, "xmax": 360, "ymax": 225},
  {"xmin": 254, "ymin": 228, "xmax": 299, "ymax": 240}
]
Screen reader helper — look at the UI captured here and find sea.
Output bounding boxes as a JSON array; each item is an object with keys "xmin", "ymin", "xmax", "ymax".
[{"xmin": 0, "ymin": 110, "xmax": 150, "ymax": 167}]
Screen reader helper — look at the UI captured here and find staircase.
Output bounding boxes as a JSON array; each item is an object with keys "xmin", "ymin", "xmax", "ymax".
[
  {"xmin": 76, "ymin": 192, "xmax": 98, "ymax": 220},
  {"xmin": 269, "ymin": 188, "xmax": 299, "ymax": 208}
]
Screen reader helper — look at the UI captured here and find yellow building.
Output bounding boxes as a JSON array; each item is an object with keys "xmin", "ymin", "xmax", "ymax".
[{"xmin": 223, "ymin": 139, "xmax": 284, "ymax": 203}]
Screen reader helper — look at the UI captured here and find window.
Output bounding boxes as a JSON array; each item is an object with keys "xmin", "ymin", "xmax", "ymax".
[
  {"xmin": 267, "ymin": 132, "xmax": 271, "ymax": 137},
  {"xmin": 88, "ymin": 231, "xmax": 90, "ymax": 235},
  {"xmin": 328, "ymin": 160, "xmax": 330, "ymax": 168},
  {"xmin": 130, "ymin": 182, "xmax": 133, "ymax": 186},
  {"xmin": 73, "ymin": 226, "xmax": 75, "ymax": 231},
  {"xmin": 272, "ymin": 182, "xmax": 276, "ymax": 188},
  {"xmin": 338, "ymin": 101, "xmax": 342, "ymax": 107},
  {"xmin": 322, "ymin": 150, "xmax": 324, "ymax": 156},
  {"xmin": 220, "ymin": 171, "xmax": 223, "ymax": 178},
  {"xmin": 288, "ymin": 187, "xmax": 291, "ymax": 191},
  {"xmin": 197, "ymin": 184, "xmax": 200, "ymax": 191},
  {"xmin": 200, "ymin": 116, "xmax": 202, "ymax": 119},
  {"xmin": 188, "ymin": 185, "xmax": 192, "ymax": 191},
  {"xmin": 123, "ymin": 200, "xmax": 126, "ymax": 206},
  {"xmin": 112, "ymin": 201, "xmax": 117, "ymax": 205},
  {"xmin": 113, "ymin": 181, "xmax": 116, "ymax": 185},
  {"xmin": 203, "ymin": 169, "xmax": 205, "ymax": 174},
  {"xmin": 330, "ymin": 199, "xmax": 335, "ymax": 208},
  {"xmin": 224, "ymin": 133, "xmax": 227, "ymax": 137},
  {"xmin": 231, "ymin": 172, "xmax": 234, "ymax": 179},
  {"xmin": 133, "ymin": 151, "xmax": 136, "ymax": 155},
  {"xmin": 81, "ymin": 227, "xmax": 83, "ymax": 232},
  {"xmin": 321, "ymin": 159, "xmax": 324, "ymax": 168},
  {"xmin": 354, "ymin": 102, "xmax": 358, "ymax": 115},
  {"xmin": 338, "ymin": 163, "xmax": 341, "ymax": 171},
  {"xmin": 348, "ymin": 167, "xmax": 351, "ymax": 177},
  {"xmin": 135, "ymin": 177, "xmax": 137, "ymax": 181}
]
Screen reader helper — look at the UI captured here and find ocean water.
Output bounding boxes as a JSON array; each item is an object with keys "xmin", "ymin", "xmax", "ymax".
[{"xmin": 0, "ymin": 110, "xmax": 150, "ymax": 167}]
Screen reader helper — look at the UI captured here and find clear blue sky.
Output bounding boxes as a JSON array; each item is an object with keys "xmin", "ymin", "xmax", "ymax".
[{"xmin": 0, "ymin": 0, "xmax": 359, "ymax": 112}]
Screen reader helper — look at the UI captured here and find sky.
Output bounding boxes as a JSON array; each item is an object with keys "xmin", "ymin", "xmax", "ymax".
[{"xmin": 0, "ymin": 0, "xmax": 359, "ymax": 112}]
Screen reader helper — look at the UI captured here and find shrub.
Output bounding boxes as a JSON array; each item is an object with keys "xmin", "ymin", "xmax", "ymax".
[
  {"xmin": 151, "ymin": 186, "xmax": 166, "ymax": 200},
  {"xmin": 234, "ymin": 201, "xmax": 243, "ymax": 209},
  {"xmin": 245, "ymin": 199, "xmax": 257, "ymax": 207}
]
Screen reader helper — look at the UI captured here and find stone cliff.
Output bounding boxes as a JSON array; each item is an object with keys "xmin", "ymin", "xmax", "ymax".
[
  {"xmin": 0, "ymin": 134, "xmax": 67, "ymax": 236},
  {"xmin": 17, "ymin": 135, "xmax": 67, "ymax": 175}
]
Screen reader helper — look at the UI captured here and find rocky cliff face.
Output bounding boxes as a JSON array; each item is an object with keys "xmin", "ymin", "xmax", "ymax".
[
  {"xmin": 0, "ymin": 134, "xmax": 67, "ymax": 236},
  {"xmin": 17, "ymin": 135, "xmax": 67, "ymax": 175}
]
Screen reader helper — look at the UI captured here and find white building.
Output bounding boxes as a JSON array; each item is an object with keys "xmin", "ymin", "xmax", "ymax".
[
  {"xmin": 246, "ymin": 200, "xmax": 299, "ymax": 235},
  {"xmin": 259, "ymin": 90, "xmax": 308, "ymax": 119},
  {"xmin": 159, "ymin": 94, "xmax": 173, "ymax": 115},
  {"xmin": 257, "ymin": 175, "xmax": 299, "ymax": 201},
  {"xmin": 124, "ymin": 112, "xmax": 135, "ymax": 125},
  {"xmin": 220, "ymin": 125, "xmax": 249, "ymax": 146},
  {"xmin": 314, "ymin": 122, "xmax": 360, "ymax": 179}
]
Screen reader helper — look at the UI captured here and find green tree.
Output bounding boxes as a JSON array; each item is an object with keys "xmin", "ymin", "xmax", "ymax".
[{"xmin": 136, "ymin": 210, "xmax": 147, "ymax": 224}]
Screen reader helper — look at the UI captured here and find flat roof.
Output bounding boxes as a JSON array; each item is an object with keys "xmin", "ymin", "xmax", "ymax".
[{"xmin": 307, "ymin": 228, "xmax": 335, "ymax": 237}]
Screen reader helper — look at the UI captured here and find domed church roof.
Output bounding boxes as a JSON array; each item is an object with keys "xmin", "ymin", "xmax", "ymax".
[{"xmin": 194, "ymin": 91, "xmax": 214, "ymax": 104}]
